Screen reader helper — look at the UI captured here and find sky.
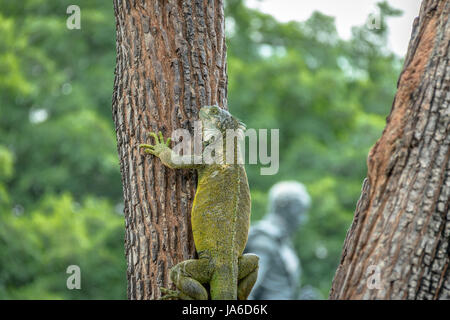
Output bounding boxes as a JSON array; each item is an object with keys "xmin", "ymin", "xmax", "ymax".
[{"xmin": 245, "ymin": 0, "xmax": 422, "ymax": 57}]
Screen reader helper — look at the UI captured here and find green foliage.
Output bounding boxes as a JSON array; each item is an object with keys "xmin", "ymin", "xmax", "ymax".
[
  {"xmin": 0, "ymin": 0, "xmax": 124, "ymax": 299},
  {"xmin": 0, "ymin": 146, "xmax": 14, "ymax": 209},
  {"xmin": 0, "ymin": 0, "xmax": 403, "ymax": 298},
  {"xmin": 0, "ymin": 194, "xmax": 126, "ymax": 299},
  {"xmin": 0, "ymin": 0, "xmax": 120, "ymax": 206},
  {"xmin": 225, "ymin": 0, "xmax": 402, "ymax": 296}
]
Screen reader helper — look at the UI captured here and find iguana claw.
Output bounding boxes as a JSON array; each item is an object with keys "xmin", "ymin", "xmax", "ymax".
[
  {"xmin": 159, "ymin": 287, "xmax": 181, "ymax": 300},
  {"xmin": 139, "ymin": 131, "xmax": 171, "ymax": 156}
]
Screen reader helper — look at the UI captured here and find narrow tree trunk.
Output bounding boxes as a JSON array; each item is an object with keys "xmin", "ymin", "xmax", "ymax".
[
  {"xmin": 330, "ymin": 0, "xmax": 449, "ymax": 300},
  {"xmin": 112, "ymin": 0, "xmax": 227, "ymax": 299}
]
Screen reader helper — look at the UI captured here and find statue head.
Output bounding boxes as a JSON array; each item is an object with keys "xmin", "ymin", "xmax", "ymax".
[{"xmin": 267, "ymin": 181, "xmax": 311, "ymax": 234}]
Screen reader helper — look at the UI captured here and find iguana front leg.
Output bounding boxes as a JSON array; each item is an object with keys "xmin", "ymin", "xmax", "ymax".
[{"xmin": 139, "ymin": 131, "xmax": 201, "ymax": 170}]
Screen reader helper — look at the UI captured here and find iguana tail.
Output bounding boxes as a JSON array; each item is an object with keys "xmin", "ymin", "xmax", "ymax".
[{"xmin": 209, "ymin": 260, "xmax": 238, "ymax": 300}]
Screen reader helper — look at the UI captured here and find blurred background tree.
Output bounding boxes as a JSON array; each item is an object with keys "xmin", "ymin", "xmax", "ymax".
[{"xmin": 0, "ymin": 0, "xmax": 402, "ymax": 298}]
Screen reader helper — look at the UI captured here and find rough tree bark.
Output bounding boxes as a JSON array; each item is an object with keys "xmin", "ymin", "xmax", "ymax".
[
  {"xmin": 330, "ymin": 0, "xmax": 449, "ymax": 300},
  {"xmin": 112, "ymin": 0, "xmax": 227, "ymax": 299}
]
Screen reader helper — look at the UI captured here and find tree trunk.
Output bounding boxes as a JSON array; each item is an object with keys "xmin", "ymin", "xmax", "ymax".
[
  {"xmin": 112, "ymin": 0, "xmax": 227, "ymax": 299},
  {"xmin": 330, "ymin": 0, "xmax": 449, "ymax": 300}
]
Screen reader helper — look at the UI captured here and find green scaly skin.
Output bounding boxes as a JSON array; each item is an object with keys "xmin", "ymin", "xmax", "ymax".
[{"xmin": 140, "ymin": 106, "xmax": 259, "ymax": 300}]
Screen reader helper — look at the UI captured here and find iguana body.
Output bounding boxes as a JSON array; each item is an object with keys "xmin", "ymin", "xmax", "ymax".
[{"xmin": 140, "ymin": 105, "xmax": 259, "ymax": 300}]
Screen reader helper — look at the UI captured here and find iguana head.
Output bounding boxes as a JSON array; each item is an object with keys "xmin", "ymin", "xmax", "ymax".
[
  {"xmin": 199, "ymin": 105, "xmax": 245, "ymax": 133},
  {"xmin": 199, "ymin": 106, "xmax": 246, "ymax": 162}
]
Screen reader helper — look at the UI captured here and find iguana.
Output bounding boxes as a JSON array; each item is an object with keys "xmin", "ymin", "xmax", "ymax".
[{"xmin": 139, "ymin": 105, "xmax": 259, "ymax": 300}]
